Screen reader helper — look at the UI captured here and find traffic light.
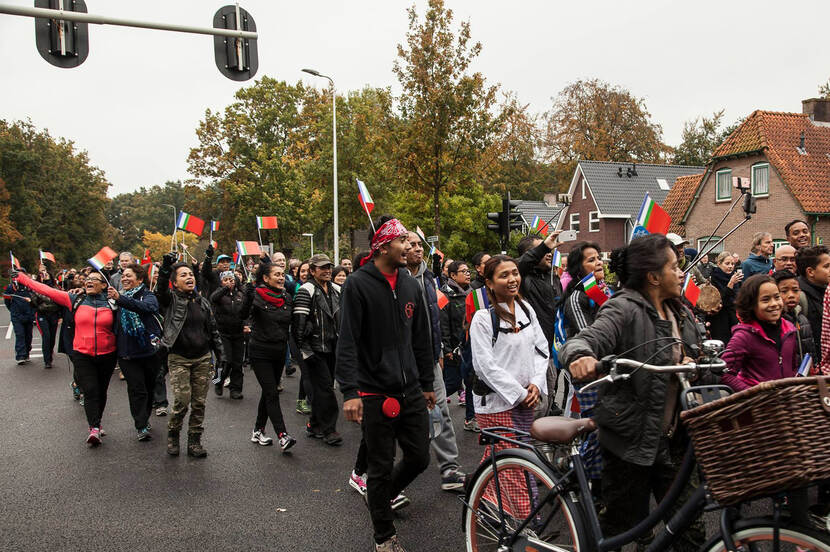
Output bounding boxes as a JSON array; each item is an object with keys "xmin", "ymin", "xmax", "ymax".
[
  {"xmin": 505, "ymin": 193, "xmax": 523, "ymax": 233},
  {"xmin": 486, "ymin": 193, "xmax": 523, "ymax": 253},
  {"xmin": 213, "ymin": 5, "xmax": 258, "ymax": 81},
  {"xmin": 34, "ymin": 0, "xmax": 89, "ymax": 69},
  {"xmin": 487, "ymin": 210, "xmax": 506, "ymax": 236}
]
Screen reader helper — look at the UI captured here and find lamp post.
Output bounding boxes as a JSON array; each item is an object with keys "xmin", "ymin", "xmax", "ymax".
[
  {"xmin": 302, "ymin": 233, "xmax": 314, "ymax": 257},
  {"xmin": 302, "ymin": 67, "xmax": 338, "ymax": 264}
]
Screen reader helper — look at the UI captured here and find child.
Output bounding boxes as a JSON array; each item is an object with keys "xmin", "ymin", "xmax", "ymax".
[
  {"xmin": 772, "ymin": 270, "xmax": 814, "ymax": 367},
  {"xmin": 721, "ymin": 274, "xmax": 798, "ymax": 392}
]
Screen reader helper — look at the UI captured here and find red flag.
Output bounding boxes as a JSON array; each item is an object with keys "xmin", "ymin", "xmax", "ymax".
[
  {"xmin": 39, "ymin": 250, "xmax": 56, "ymax": 263},
  {"xmin": 256, "ymin": 216, "xmax": 278, "ymax": 230},
  {"xmin": 435, "ymin": 289, "xmax": 449, "ymax": 310},
  {"xmin": 88, "ymin": 247, "xmax": 118, "ymax": 271},
  {"xmin": 176, "ymin": 211, "xmax": 206, "ymax": 235},
  {"xmin": 683, "ymin": 274, "xmax": 700, "ymax": 307},
  {"xmin": 140, "ymin": 249, "xmax": 152, "ymax": 265}
]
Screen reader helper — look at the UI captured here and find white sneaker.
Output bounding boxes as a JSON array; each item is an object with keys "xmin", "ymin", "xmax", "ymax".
[
  {"xmin": 390, "ymin": 493, "xmax": 411, "ymax": 511},
  {"xmin": 251, "ymin": 429, "xmax": 273, "ymax": 446}
]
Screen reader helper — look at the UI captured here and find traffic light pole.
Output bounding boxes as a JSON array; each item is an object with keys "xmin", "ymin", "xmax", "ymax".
[{"xmin": 0, "ymin": 3, "xmax": 258, "ymax": 39}]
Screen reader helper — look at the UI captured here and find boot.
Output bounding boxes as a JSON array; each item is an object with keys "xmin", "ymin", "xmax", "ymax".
[
  {"xmin": 167, "ymin": 430, "xmax": 180, "ymax": 456},
  {"xmin": 187, "ymin": 433, "xmax": 208, "ymax": 458}
]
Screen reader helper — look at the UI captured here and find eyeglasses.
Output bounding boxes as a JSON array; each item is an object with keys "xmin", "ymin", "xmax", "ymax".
[
  {"xmin": 776, "ymin": 256, "xmax": 795, "ymax": 262},
  {"xmin": 457, "ymin": 270, "xmax": 471, "ymax": 274},
  {"xmin": 87, "ymin": 278, "xmax": 105, "ymax": 284}
]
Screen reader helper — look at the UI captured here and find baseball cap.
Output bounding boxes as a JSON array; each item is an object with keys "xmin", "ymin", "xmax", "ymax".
[
  {"xmin": 666, "ymin": 233, "xmax": 689, "ymax": 247},
  {"xmin": 309, "ymin": 254, "xmax": 334, "ymax": 267},
  {"xmin": 216, "ymin": 254, "xmax": 232, "ymax": 263}
]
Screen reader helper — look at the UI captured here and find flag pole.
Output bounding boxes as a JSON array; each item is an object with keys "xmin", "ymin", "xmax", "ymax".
[
  {"xmin": 257, "ymin": 227, "xmax": 263, "ymax": 248},
  {"xmin": 364, "ymin": 207, "xmax": 375, "ymax": 234}
]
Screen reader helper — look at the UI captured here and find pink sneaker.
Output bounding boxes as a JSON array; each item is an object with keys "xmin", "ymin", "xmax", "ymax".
[
  {"xmin": 458, "ymin": 390, "xmax": 466, "ymax": 406},
  {"xmin": 86, "ymin": 427, "xmax": 102, "ymax": 446},
  {"xmin": 349, "ymin": 470, "xmax": 367, "ymax": 495}
]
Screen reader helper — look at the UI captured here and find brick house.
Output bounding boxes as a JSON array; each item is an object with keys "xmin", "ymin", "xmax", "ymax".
[
  {"xmin": 555, "ymin": 160, "xmax": 704, "ymax": 253},
  {"xmin": 667, "ymin": 98, "xmax": 830, "ymax": 255}
]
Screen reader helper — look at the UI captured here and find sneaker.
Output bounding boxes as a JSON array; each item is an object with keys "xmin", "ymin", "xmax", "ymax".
[
  {"xmin": 458, "ymin": 390, "xmax": 466, "ymax": 406},
  {"xmin": 71, "ymin": 382, "xmax": 81, "ymax": 401},
  {"xmin": 44, "ymin": 362, "xmax": 52, "ymax": 369},
  {"xmin": 375, "ymin": 535, "xmax": 406, "ymax": 552},
  {"xmin": 464, "ymin": 418, "xmax": 481, "ymax": 433},
  {"xmin": 137, "ymin": 427, "xmax": 152, "ymax": 441},
  {"xmin": 277, "ymin": 383, "xmax": 284, "ymax": 393},
  {"xmin": 99, "ymin": 426, "xmax": 107, "ymax": 436},
  {"xmin": 214, "ymin": 383, "xmax": 223, "ymax": 396},
  {"xmin": 251, "ymin": 429, "xmax": 273, "ymax": 446},
  {"xmin": 79, "ymin": 394, "xmax": 85, "ymax": 406},
  {"xmin": 223, "ymin": 377, "xmax": 231, "ymax": 387},
  {"xmin": 323, "ymin": 432, "xmax": 343, "ymax": 446},
  {"xmin": 155, "ymin": 406, "xmax": 168, "ymax": 417},
  {"xmin": 278, "ymin": 433, "xmax": 296, "ymax": 453},
  {"xmin": 441, "ymin": 469, "xmax": 467, "ymax": 492},
  {"xmin": 390, "ymin": 493, "xmax": 411, "ymax": 511},
  {"xmin": 118, "ymin": 369, "xmax": 125, "ymax": 380},
  {"xmin": 229, "ymin": 390, "xmax": 243, "ymax": 400},
  {"xmin": 86, "ymin": 427, "xmax": 101, "ymax": 446},
  {"xmin": 285, "ymin": 364, "xmax": 297, "ymax": 376},
  {"xmin": 305, "ymin": 424, "xmax": 323, "ymax": 439},
  {"xmin": 16, "ymin": 359, "xmax": 26, "ymax": 365},
  {"xmin": 349, "ymin": 470, "xmax": 367, "ymax": 495},
  {"xmin": 296, "ymin": 399, "xmax": 311, "ymax": 415}
]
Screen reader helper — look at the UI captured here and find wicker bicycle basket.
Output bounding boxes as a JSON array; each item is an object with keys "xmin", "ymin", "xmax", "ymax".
[{"xmin": 680, "ymin": 376, "xmax": 830, "ymax": 505}]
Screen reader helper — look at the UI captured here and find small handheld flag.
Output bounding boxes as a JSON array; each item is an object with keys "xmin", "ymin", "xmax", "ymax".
[
  {"xmin": 211, "ymin": 221, "xmax": 220, "ymax": 232},
  {"xmin": 9, "ymin": 251, "xmax": 21, "ymax": 270},
  {"xmin": 210, "ymin": 240, "xmax": 218, "ymax": 250},
  {"xmin": 256, "ymin": 216, "xmax": 278, "ymax": 230},
  {"xmin": 39, "ymin": 250, "xmax": 56, "ymax": 263},
  {"xmin": 529, "ymin": 215, "xmax": 549, "ymax": 237},
  {"xmin": 236, "ymin": 241, "xmax": 262, "ymax": 257},
  {"xmin": 357, "ymin": 179, "xmax": 374, "ymax": 215},
  {"xmin": 682, "ymin": 274, "xmax": 700, "ymax": 307},
  {"xmin": 552, "ymin": 250, "xmax": 562, "ymax": 269},
  {"xmin": 635, "ymin": 193, "xmax": 671, "ymax": 236},
  {"xmin": 176, "ymin": 211, "xmax": 206, "ymax": 235},
  {"xmin": 88, "ymin": 246, "xmax": 118, "ymax": 271},
  {"xmin": 435, "ymin": 289, "xmax": 449, "ymax": 310},
  {"xmin": 140, "ymin": 249, "xmax": 152, "ymax": 266},
  {"xmin": 464, "ymin": 287, "xmax": 491, "ymax": 324},
  {"xmin": 797, "ymin": 353, "xmax": 813, "ymax": 377},
  {"xmin": 415, "ymin": 226, "xmax": 428, "ymax": 244},
  {"xmin": 580, "ymin": 272, "xmax": 609, "ymax": 306}
]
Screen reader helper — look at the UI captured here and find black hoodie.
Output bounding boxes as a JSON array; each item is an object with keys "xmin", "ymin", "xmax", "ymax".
[{"xmin": 335, "ymin": 261, "xmax": 434, "ymax": 401}]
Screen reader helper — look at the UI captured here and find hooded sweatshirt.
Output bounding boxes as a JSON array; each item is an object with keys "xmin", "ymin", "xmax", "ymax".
[{"xmin": 721, "ymin": 318, "xmax": 798, "ymax": 392}]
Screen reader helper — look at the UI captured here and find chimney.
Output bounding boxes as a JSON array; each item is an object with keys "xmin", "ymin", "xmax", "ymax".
[{"xmin": 802, "ymin": 98, "xmax": 830, "ymax": 123}]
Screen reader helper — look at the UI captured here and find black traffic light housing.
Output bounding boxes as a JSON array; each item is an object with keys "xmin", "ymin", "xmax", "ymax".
[
  {"xmin": 486, "ymin": 192, "xmax": 523, "ymax": 253},
  {"xmin": 34, "ymin": 0, "xmax": 89, "ymax": 68},
  {"xmin": 213, "ymin": 5, "xmax": 258, "ymax": 81}
]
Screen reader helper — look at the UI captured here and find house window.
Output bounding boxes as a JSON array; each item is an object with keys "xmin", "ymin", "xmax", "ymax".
[
  {"xmin": 589, "ymin": 211, "xmax": 600, "ymax": 232},
  {"xmin": 570, "ymin": 213, "xmax": 580, "ymax": 232},
  {"xmin": 697, "ymin": 237, "xmax": 723, "ymax": 256},
  {"xmin": 752, "ymin": 163, "xmax": 769, "ymax": 197},
  {"xmin": 772, "ymin": 239, "xmax": 789, "ymax": 252},
  {"xmin": 716, "ymin": 169, "xmax": 731, "ymax": 201},
  {"xmin": 656, "ymin": 178, "xmax": 670, "ymax": 191}
]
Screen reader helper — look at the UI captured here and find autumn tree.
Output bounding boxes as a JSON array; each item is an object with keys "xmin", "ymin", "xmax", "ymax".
[
  {"xmin": 820, "ymin": 78, "xmax": 830, "ymax": 98},
  {"xmin": 672, "ymin": 110, "xmax": 744, "ymax": 166},
  {"xmin": 393, "ymin": 0, "xmax": 502, "ymax": 236},
  {"xmin": 543, "ymin": 79, "xmax": 668, "ymax": 178}
]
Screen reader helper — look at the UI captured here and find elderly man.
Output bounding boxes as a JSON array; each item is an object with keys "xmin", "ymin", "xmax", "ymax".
[
  {"xmin": 741, "ymin": 232, "xmax": 774, "ymax": 278},
  {"xmin": 773, "ymin": 244, "xmax": 797, "ymax": 274}
]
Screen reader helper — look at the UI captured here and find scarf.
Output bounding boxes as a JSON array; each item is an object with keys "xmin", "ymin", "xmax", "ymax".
[
  {"xmin": 256, "ymin": 286, "xmax": 286, "ymax": 308},
  {"xmin": 120, "ymin": 285, "xmax": 147, "ymax": 345},
  {"xmin": 818, "ymin": 285, "xmax": 830, "ymax": 375}
]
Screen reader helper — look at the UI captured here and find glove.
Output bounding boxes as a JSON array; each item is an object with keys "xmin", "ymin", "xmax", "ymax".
[
  {"xmin": 205, "ymin": 243, "xmax": 214, "ymax": 259},
  {"xmin": 162, "ymin": 252, "xmax": 177, "ymax": 268}
]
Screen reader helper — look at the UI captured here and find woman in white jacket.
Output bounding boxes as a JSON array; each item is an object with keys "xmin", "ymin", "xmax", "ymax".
[{"xmin": 469, "ymin": 255, "xmax": 549, "ymax": 519}]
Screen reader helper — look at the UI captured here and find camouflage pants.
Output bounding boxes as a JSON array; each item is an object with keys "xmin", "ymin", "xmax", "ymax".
[{"xmin": 167, "ymin": 353, "xmax": 212, "ymax": 436}]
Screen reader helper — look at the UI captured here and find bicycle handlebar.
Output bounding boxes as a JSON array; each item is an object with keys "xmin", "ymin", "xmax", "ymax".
[{"xmin": 580, "ymin": 357, "xmax": 727, "ymax": 392}]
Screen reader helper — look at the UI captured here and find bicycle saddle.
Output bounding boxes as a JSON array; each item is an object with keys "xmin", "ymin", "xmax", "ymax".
[{"xmin": 530, "ymin": 416, "xmax": 596, "ymax": 444}]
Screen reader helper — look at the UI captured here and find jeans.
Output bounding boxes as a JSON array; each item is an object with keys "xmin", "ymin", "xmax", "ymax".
[
  {"xmin": 120, "ymin": 353, "xmax": 162, "ymax": 430},
  {"xmin": 72, "ymin": 352, "xmax": 118, "ymax": 427},
  {"xmin": 289, "ymin": 336, "xmax": 312, "ymax": 402},
  {"xmin": 460, "ymin": 339, "xmax": 476, "ymax": 422},
  {"xmin": 305, "ymin": 352, "xmax": 338, "ymax": 435},
  {"xmin": 36, "ymin": 312, "xmax": 59, "ymax": 364},
  {"xmin": 167, "ymin": 353, "xmax": 212, "ymax": 436},
  {"xmin": 153, "ymin": 354, "xmax": 169, "ymax": 408},
  {"xmin": 11, "ymin": 319, "xmax": 33, "ymax": 361},
  {"xmin": 363, "ymin": 392, "xmax": 430, "ymax": 544},
  {"xmin": 250, "ymin": 349, "xmax": 288, "ymax": 435},
  {"xmin": 430, "ymin": 362, "xmax": 460, "ymax": 475},
  {"xmin": 442, "ymin": 356, "xmax": 463, "ymax": 397},
  {"xmin": 219, "ymin": 334, "xmax": 244, "ymax": 392}
]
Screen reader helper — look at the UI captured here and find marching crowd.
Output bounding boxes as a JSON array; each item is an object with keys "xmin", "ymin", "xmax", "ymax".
[{"xmin": 4, "ymin": 215, "xmax": 829, "ymax": 551}]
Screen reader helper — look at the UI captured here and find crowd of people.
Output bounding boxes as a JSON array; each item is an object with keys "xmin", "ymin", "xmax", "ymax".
[{"xmin": 4, "ymin": 215, "xmax": 829, "ymax": 551}]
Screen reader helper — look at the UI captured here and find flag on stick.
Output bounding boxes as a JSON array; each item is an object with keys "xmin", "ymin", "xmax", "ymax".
[
  {"xmin": 357, "ymin": 179, "xmax": 374, "ymax": 215},
  {"xmin": 529, "ymin": 216, "xmax": 549, "ymax": 237},
  {"xmin": 211, "ymin": 221, "xmax": 220, "ymax": 232},
  {"xmin": 9, "ymin": 251, "xmax": 21, "ymax": 269},
  {"xmin": 39, "ymin": 250, "xmax": 56, "ymax": 263},
  {"xmin": 176, "ymin": 211, "xmax": 205, "ymax": 235},
  {"xmin": 435, "ymin": 289, "xmax": 449, "ymax": 310},
  {"xmin": 256, "ymin": 216, "xmax": 278, "ymax": 230},
  {"xmin": 464, "ymin": 286, "xmax": 491, "ymax": 324},
  {"xmin": 88, "ymin": 246, "xmax": 118, "ymax": 271},
  {"xmin": 635, "ymin": 193, "xmax": 671, "ymax": 236},
  {"xmin": 415, "ymin": 226, "xmax": 427, "ymax": 244},
  {"xmin": 140, "ymin": 249, "xmax": 152, "ymax": 265},
  {"xmin": 682, "ymin": 274, "xmax": 700, "ymax": 307},
  {"xmin": 210, "ymin": 240, "xmax": 218, "ymax": 250},
  {"xmin": 580, "ymin": 272, "xmax": 610, "ymax": 306},
  {"xmin": 236, "ymin": 241, "xmax": 261, "ymax": 257},
  {"xmin": 552, "ymin": 249, "xmax": 562, "ymax": 269}
]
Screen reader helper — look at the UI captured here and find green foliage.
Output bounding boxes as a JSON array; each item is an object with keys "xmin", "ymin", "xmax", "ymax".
[
  {"xmin": 819, "ymin": 79, "xmax": 830, "ymax": 99},
  {"xmin": 671, "ymin": 110, "xmax": 743, "ymax": 166}
]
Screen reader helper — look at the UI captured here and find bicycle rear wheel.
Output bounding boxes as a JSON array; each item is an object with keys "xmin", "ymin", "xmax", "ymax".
[
  {"xmin": 464, "ymin": 452, "xmax": 586, "ymax": 552},
  {"xmin": 702, "ymin": 519, "xmax": 830, "ymax": 552}
]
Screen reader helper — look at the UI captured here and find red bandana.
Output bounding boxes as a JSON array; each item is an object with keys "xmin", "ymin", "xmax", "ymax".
[{"xmin": 370, "ymin": 219, "xmax": 408, "ymax": 253}]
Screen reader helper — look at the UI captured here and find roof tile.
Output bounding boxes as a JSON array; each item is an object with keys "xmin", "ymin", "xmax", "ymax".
[{"xmin": 663, "ymin": 173, "xmax": 703, "ymax": 234}]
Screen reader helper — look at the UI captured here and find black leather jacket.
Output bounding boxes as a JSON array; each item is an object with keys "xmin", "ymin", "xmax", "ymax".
[
  {"xmin": 292, "ymin": 279, "xmax": 340, "ymax": 355},
  {"xmin": 209, "ymin": 285, "xmax": 245, "ymax": 336}
]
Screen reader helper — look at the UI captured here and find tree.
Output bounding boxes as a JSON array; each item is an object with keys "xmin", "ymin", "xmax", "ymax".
[
  {"xmin": 820, "ymin": 78, "xmax": 830, "ymax": 99},
  {"xmin": 543, "ymin": 79, "xmax": 669, "ymax": 177},
  {"xmin": 142, "ymin": 230, "xmax": 198, "ymax": 262},
  {"xmin": 393, "ymin": 0, "xmax": 502, "ymax": 236},
  {"xmin": 672, "ymin": 110, "xmax": 728, "ymax": 166},
  {"xmin": 0, "ymin": 178, "xmax": 22, "ymax": 246}
]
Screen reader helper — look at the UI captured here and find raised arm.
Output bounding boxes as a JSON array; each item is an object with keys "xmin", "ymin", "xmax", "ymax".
[{"xmin": 14, "ymin": 272, "xmax": 72, "ymax": 308}]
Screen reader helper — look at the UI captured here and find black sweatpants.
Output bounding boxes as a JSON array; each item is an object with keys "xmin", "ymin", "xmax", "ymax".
[
  {"xmin": 250, "ymin": 349, "xmax": 288, "ymax": 436},
  {"xmin": 120, "ymin": 353, "xmax": 162, "ymax": 430},
  {"xmin": 305, "ymin": 352, "xmax": 338, "ymax": 435},
  {"xmin": 72, "ymin": 353, "xmax": 118, "ymax": 428},
  {"xmin": 36, "ymin": 312, "xmax": 60, "ymax": 365},
  {"xmin": 363, "ymin": 392, "xmax": 430, "ymax": 544},
  {"xmin": 220, "ymin": 333, "xmax": 245, "ymax": 392}
]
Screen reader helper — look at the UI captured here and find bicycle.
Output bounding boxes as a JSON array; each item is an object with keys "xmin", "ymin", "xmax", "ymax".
[{"xmin": 461, "ymin": 340, "xmax": 830, "ymax": 552}]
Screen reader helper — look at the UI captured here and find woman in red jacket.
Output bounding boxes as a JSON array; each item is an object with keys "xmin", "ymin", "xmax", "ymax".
[{"xmin": 14, "ymin": 270, "xmax": 118, "ymax": 446}]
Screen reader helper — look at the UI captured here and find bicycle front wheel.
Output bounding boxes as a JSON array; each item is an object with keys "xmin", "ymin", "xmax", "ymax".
[
  {"xmin": 464, "ymin": 452, "xmax": 586, "ymax": 552},
  {"xmin": 702, "ymin": 519, "xmax": 830, "ymax": 552}
]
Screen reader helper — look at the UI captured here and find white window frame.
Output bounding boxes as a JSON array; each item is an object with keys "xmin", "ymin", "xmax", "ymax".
[
  {"xmin": 716, "ymin": 169, "xmax": 732, "ymax": 202},
  {"xmin": 751, "ymin": 163, "xmax": 769, "ymax": 197},
  {"xmin": 570, "ymin": 212, "xmax": 580, "ymax": 232},
  {"xmin": 697, "ymin": 236, "xmax": 724, "ymax": 256},
  {"xmin": 589, "ymin": 211, "xmax": 600, "ymax": 232},
  {"xmin": 581, "ymin": 179, "xmax": 586, "ymax": 200}
]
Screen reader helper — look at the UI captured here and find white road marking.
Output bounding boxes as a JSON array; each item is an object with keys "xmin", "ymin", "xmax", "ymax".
[{"xmin": 5, "ymin": 325, "xmax": 11, "ymax": 340}]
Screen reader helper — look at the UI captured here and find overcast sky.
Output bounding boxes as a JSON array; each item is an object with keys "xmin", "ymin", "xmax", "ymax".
[{"xmin": 1, "ymin": 0, "xmax": 828, "ymax": 196}]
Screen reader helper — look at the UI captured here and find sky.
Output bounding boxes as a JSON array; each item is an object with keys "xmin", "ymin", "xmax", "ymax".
[{"xmin": 1, "ymin": 0, "xmax": 828, "ymax": 197}]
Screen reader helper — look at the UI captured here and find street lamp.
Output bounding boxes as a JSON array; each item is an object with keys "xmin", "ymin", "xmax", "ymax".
[
  {"xmin": 302, "ymin": 67, "xmax": 338, "ymax": 264},
  {"xmin": 302, "ymin": 233, "xmax": 314, "ymax": 256}
]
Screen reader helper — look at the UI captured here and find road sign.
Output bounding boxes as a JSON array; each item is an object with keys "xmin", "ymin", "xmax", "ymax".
[
  {"xmin": 213, "ymin": 5, "xmax": 258, "ymax": 81},
  {"xmin": 426, "ymin": 235, "xmax": 438, "ymax": 243}
]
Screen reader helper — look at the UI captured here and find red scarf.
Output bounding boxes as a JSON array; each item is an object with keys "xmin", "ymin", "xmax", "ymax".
[{"xmin": 256, "ymin": 286, "xmax": 285, "ymax": 308}]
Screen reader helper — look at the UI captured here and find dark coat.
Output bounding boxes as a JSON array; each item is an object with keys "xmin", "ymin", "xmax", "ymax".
[
  {"xmin": 209, "ymin": 285, "xmax": 246, "ymax": 336},
  {"xmin": 4, "ymin": 283, "xmax": 35, "ymax": 322},
  {"xmin": 410, "ymin": 261, "xmax": 442, "ymax": 363},
  {"xmin": 518, "ymin": 241, "xmax": 563, "ymax": 348},
  {"xmin": 798, "ymin": 276, "xmax": 826, "ymax": 364},
  {"xmin": 705, "ymin": 267, "xmax": 739, "ymax": 345},
  {"xmin": 559, "ymin": 288, "xmax": 704, "ymax": 466},
  {"xmin": 113, "ymin": 286, "xmax": 162, "ymax": 359},
  {"xmin": 440, "ymin": 280, "xmax": 467, "ymax": 355},
  {"xmin": 292, "ymin": 279, "xmax": 341, "ymax": 355},
  {"xmin": 240, "ymin": 284, "xmax": 293, "ymax": 359}
]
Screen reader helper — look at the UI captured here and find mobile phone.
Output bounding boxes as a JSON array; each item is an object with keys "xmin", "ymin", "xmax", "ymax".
[{"xmin": 558, "ymin": 230, "xmax": 578, "ymax": 242}]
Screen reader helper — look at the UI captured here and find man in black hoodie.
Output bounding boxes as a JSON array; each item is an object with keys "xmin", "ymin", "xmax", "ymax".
[
  {"xmin": 796, "ymin": 245, "xmax": 829, "ymax": 364},
  {"xmin": 336, "ymin": 216, "xmax": 435, "ymax": 552}
]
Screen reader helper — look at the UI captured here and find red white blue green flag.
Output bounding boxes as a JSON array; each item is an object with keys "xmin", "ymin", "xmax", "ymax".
[
  {"xmin": 88, "ymin": 246, "xmax": 118, "ymax": 271},
  {"xmin": 635, "ymin": 193, "xmax": 671, "ymax": 235},
  {"xmin": 39, "ymin": 250, "xmax": 56, "ymax": 263},
  {"xmin": 683, "ymin": 274, "xmax": 700, "ymax": 307},
  {"xmin": 464, "ymin": 286, "xmax": 491, "ymax": 324},
  {"xmin": 580, "ymin": 272, "xmax": 609, "ymax": 306},
  {"xmin": 211, "ymin": 221, "xmax": 220, "ymax": 232},
  {"xmin": 256, "ymin": 216, "xmax": 278, "ymax": 230},
  {"xmin": 552, "ymin": 249, "xmax": 562, "ymax": 269},
  {"xmin": 177, "ymin": 211, "xmax": 205, "ymax": 235},
  {"xmin": 236, "ymin": 241, "xmax": 261, "ymax": 257},
  {"xmin": 530, "ymin": 215, "xmax": 549, "ymax": 236},
  {"xmin": 9, "ymin": 251, "xmax": 21, "ymax": 269},
  {"xmin": 357, "ymin": 179, "xmax": 374, "ymax": 216}
]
